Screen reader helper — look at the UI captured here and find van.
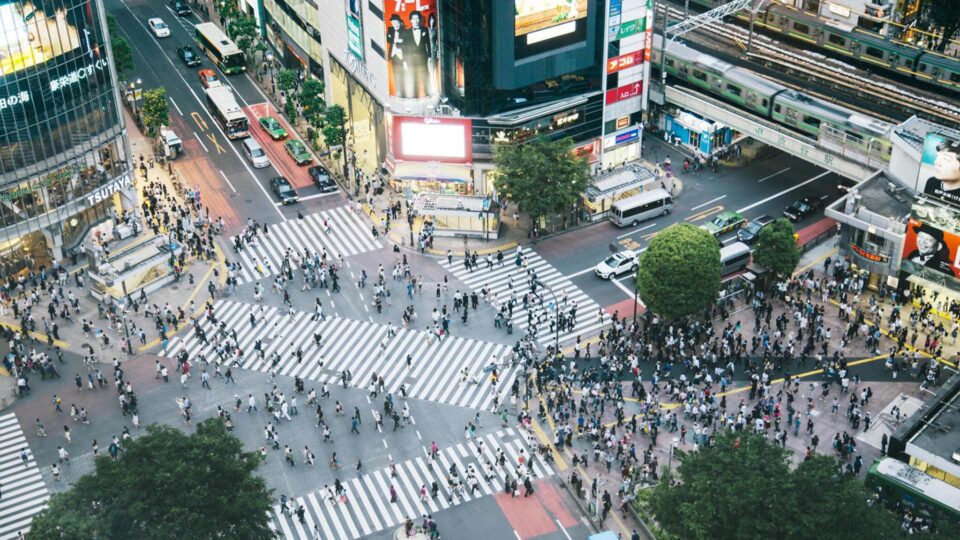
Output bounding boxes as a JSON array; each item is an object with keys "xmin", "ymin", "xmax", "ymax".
[
  {"xmin": 610, "ymin": 189, "xmax": 673, "ymax": 227},
  {"xmin": 242, "ymin": 138, "xmax": 270, "ymax": 168},
  {"xmin": 720, "ymin": 242, "xmax": 751, "ymax": 275}
]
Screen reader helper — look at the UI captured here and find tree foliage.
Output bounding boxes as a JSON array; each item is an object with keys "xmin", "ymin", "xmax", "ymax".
[
  {"xmin": 140, "ymin": 87, "xmax": 169, "ymax": 137},
  {"xmin": 276, "ymin": 68, "xmax": 298, "ymax": 95},
  {"xmin": 321, "ymin": 104, "xmax": 346, "ymax": 147},
  {"xmin": 636, "ymin": 223, "xmax": 720, "ymax": 320},
  {"xmin": 227, "ymin": 16, "xmax": 259, "ymax": 52},
  {"xmin": 106, "ymin": 13, "xmax": 119, "ymax": 36},
  {"xmin": 28, "ymin": 419, "xmax": 274, "ymax": 540},
  {"xmin": 110, "ymin": 35, "xmax": 134, "ymax": 79},
  {"xmin": 753, "ymin": 218, "xmax": 800, "ymax": 277},
  {"xmin": 922, "ymin": 0, "xmax": 960, "ymax": 52},
  {"xmin": 299, "ymin": 78, "xmax": 326, "ymax": 125},
  {"xmin": 493, "ymin": 137, "xmax": 591, "ymax": 221},
  {"xmin": 648, "ymin": 431, "xmax": 898, "ymax": 540}
]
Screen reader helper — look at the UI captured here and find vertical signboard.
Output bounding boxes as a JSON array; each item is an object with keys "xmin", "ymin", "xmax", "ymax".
[
  {"xmin": 640, "ymin": 0, "xmax": 654, "ymax": 110},
  {"xmin": 345, "ymin": 0, "xmax": 364, "ymax": 60},
  {"xmin": 384, "ymin": 0, "xmax": 441, "ymax": 107}
]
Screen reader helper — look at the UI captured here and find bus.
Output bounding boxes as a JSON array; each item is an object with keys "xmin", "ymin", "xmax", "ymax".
[
  {"xmin": 194, "ymin": 22, "xmax": 246, "ymax": 74},
  {"xmin": 610, "ymin": 189, "xmax": 673, "ymax": 227},
  {"xmin": 866, "ymin": 458, "xmax": 960, "ymax": 530},
  {"xmin": 205, "ymin": 86, "xmax": 248, "ymax": 139}
]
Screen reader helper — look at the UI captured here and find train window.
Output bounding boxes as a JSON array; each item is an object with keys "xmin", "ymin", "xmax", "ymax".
[
  {"xmin": 793, "ymin": 22, "xmax": 810, "ymax": 34},
  {"xmin": 766, "ymin": 12, "xmax": 776, "ymax": 22},
  {"xmin": 761, "ymin": 99, "xmax": 768, "ymax": 107},
  {"xmin": 865, "ymin": 46, "xmax": 884, "ymax": 59},
  {"xmin": 727, "ymin": 84, "xmax": 742, "ymax": 97},
  {"xmin": 827, "ymin": 34, "xmax": 846, "ymax": 46},
  {"xmin": 803, "ymin": 115, "xmax": 821, "ymax": 128},
  {"xmin": 951, "ymin": 73, "xmax": 960, "ymax": 83},
  {"xmin": 692, "ymin": 70, "xmax": 708, "ymax": 82},
  {"xmin": 845, "ymin": 131, "xmax": 864, "ymax": 144},
  {"xmin": 665, "ymin": 58, "xmax": 675, "ymax": 67},
  {"xmin": 919, "ymin": 63, "xmax": 928, "ymax": 72},
  {"xmin": 774, "ymin": 104, "xmax": 782, "ymax": 113}
]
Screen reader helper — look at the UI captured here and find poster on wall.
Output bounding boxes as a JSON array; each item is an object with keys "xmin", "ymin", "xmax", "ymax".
[
  {"xmin": 384, "ymin": 0, "xmax": 440, "ymax": 104},
  {"xmin": 902, "ymin": 217, "xmax": 960, "ymax": 292},
  {"xmin": 917, "ymin": 132, "xmax": 960, "ymax": 209},
  {"xmin": 345, "ymin": 0, "xmax": 364, "ymax": 60},
  {"xmin": 514, "ymin": 0, "xmax": 589, "ymax": 59}
]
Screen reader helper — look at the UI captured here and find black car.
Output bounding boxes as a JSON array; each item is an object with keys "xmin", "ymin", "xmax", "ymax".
[
  {"xmin": 737, "ymin": 215, "xmax": 776, "ymax": 244},
  {"xmin": 170, "ymin": 0, "xmax": 191, "ymax": 16},
  {"xmin": 176, "ymin": 45, "xmax": 201, "ymax": 67},
  {"xmin": 308, "ymin": 165, "xmax": 337, "ymax": 192},
  {"xmin": 783, "ymin": 196, "xmax": 825, "ymax": 222},
  {"xmin": 270, "ymin": 176, "xmax": 299, "ymax": 204}
]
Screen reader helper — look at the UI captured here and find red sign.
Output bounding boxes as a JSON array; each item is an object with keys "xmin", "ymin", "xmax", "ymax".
[
  {"xmin": 606, "ymin": 50, "xmax": 644, "ymax": 74},
  {"xmin": 605, "ymin": 82, "xmax": 643, "ymax": 105}
]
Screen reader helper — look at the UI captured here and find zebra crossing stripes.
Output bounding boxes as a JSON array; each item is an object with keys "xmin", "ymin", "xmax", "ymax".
[
  {"xmin": 271, "ymin": 428, "xmax": 552, "ymax": 539},
  {"xmin": 438, "ymin": 246, "xmax": 608, "ymax": 347},
  {"xmin": 0, "ymin": 413, "xmax": 50, "ymax": 540},
  {"xmin": 164, "ymin": 300, "xmax": 519, "ymax": 410},
  {"xmin": 231, "ymin": 206, "xmax": 382, "ymax": 284}
]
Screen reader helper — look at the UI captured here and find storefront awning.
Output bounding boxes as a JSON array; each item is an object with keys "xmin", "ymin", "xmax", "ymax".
[{"xmin": 393, "ymin": 162, "xmax": 472, "ymax": 183}]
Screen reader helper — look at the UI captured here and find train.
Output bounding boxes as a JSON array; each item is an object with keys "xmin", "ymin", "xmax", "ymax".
[
  {"xmin": 652, "ymin": 33, "xmax": 894, "ymax": 163},
  {"xmin": 685, "ymin": 0, "xmax": 960, "ymax": 94}
]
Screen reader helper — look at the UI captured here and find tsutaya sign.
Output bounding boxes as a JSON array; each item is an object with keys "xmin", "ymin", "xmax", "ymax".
[{"xmin": 86, "ymin": 174, "xmax": 132, "ymax": 206}]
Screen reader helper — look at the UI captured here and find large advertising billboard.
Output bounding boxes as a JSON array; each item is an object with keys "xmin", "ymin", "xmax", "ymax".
[
  {"xmin": 902, "ymin": 212, "xmax": 960, "ymax": 292},
  {"xmin": 514, "ymin": 0, "xmax": 589, "ymax": 59},
  {"xmin": 384, "ymin": 0, "xmax": 440, "ymax": 103},
  {"xmin": 392, "ymin": 115, "xmax": 471, "ymax": 163},
  {"xmin": 918, "ymin": 132, "xmax": 960, "ymax": 209}
]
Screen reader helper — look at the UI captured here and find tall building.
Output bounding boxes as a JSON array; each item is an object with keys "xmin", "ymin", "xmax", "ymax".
[{"xmin": 0, "ymin": 0, "xmax": 135, "ymax": 276}]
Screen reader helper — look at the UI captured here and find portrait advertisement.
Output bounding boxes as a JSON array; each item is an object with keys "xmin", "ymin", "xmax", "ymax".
[
  {"xmin": 918, "ymin": 132, "xmax": 960, "ymax": 209},
  {"xmin": 384, "ymin": 0, "xmax": 440, "ymax": 104},
  {"xmin": 901, "ymin": 217, "xmax": 960, "ymax": 291}
]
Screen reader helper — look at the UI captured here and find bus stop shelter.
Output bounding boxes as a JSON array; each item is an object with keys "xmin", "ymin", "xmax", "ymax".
[
  {"xmin": 413, "ymin": 193, "xmax": 500, "ymax": 239},
  {"xmin": 583, "ymin": 165, "xmax": 656, "ymax": 221}
]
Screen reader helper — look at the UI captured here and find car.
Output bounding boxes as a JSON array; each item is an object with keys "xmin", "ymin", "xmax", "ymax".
[
  {"xmin": 700, "ymin": 211, "xmax": 746, "ymax": 237},
  {"xmin": 148, "ymin": 18, "xmax": 171, "ymax": 38},
  {"xmin": 198, "ymin": 68, "xmax": 221, "ymax": 88},
  {"xmin": 783, "ymin": 196, "xmax": 825, "ymax": 222},
  {"xmin": 595, "ymin": 250, "xmax": 638, "ymax": 280},
  {"xmin": 737, "ymin": 215, "xmax": 776, "ymax": 244},
  {"xmin": 308, "ymin": 165, "xmax": 338, "ymax": 192},
  {"xmin": 258, "ymin": 116, "xmax": 287, "ymax": 140},
  {"xmin": 270, "ymin": 176, "xmax": 298, "ymax": 204},
  {"xmin": 176, "ymin": 45, "xmax": 201, "ymax": 67},
  {"xmin": 284, "ymin": 139, "xmax": 313, "ymax": 165},
  {"xmin": 170, "ymin": 0, "xmax": 191, "ymax": 16}
]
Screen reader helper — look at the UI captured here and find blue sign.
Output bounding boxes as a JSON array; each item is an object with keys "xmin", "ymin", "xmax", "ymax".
[
  {"xmin": 610, "ymin": 0, "xmax": 622, "ymax": 17},
  {"xmin": 615, "ymin": 128, "xmax": 639, "ymax": 145}
]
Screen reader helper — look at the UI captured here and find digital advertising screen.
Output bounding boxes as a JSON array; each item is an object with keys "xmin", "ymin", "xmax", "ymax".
[
  {"xmin": 902, "ymin": 216, "xmax": 960, "ymax": 292},
  {"xmin": 514, "ymin": 0, "xmax": 589, "ymax": 59},
  {"xmin": 392, "ymin": 115, "xmax": 472, "ymax": 163},
  {"xmin": 918, "ymin": 132, "xmax": 960, "ymax": 209},
  {"xmin": 384, "ymin": 0, "xmax": 440, "ymax": 102}
]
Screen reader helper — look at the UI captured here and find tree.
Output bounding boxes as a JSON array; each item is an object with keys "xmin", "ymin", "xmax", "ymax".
[
  {"xmin": 140, "ymin": 87, "xmax": 169, "ymax": 137},
  {"xmin": 321, "ymin": 104, "xmax": 346, "ymax": 148},
  {"xmin": 493, "ymin": 137, "xmax": 591, "ymax": 222},
  {"xmin": 648, "ymin": 431, "xmax": 899, "ymax": 540},
  {"xmin": 753, "ymin": 218, "xmax": 800, "ymax": 277},
  {"xmin": 227, "ymin": 15, "xmax": 259, "ymax": 53},
  {"xmin": 636, "ymin": 223, "xmax": 720, "ymax": 321},
  {"xmin": 922, "ymin": 0, "xmax": 960, "ymax": 52},
  {"xmin": 299, "ymin": 78, "xmax": 326, "ymax": 126},
  {"xmin": 110, "ymin": 35, "xmax": 134, "ymax": 80},
  {"xmin": 28, "ymin": 419, "xmax": 274, "ymax": 540},
  {"xmin": 276, "ymin": 68, "xmax": 298, "ymax": 96},
  {"xmin": 106, "ymin": 13, "xmax": 120, "ymax": 36}
]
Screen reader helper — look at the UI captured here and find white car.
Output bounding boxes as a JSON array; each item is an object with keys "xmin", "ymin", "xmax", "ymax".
[
  {"xmin": 148, "ymin": 18, "xmax": 171, "ymax": 38},
  {"xmin": 595, "ymin": 250, "xmax": 638, "ymax": 280}
]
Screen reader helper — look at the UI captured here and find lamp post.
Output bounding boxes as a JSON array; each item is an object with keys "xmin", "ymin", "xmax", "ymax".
[{"xmin": 129, "ymin": 78, "xmax": 142, "ymax": 118}]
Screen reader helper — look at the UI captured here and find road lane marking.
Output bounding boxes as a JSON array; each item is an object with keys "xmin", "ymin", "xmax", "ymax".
[
  {"xmin": 556, "ymin": 519, "xmax": 573, "ymax": 540},
  {"xmin": 219, "ymin": 169, "xmax": 237, "ymax": 193},
  {"xmin": 191, "ymin": 111, "xmax": 208, "ymax": 131},
  {"xmin": 737, "ymin": 171, "xmax": 831, "ymax": 214},
  {"xmin": 691, "ymin": 195, "xmax": 727, "ymax": 211},
  {"xmin": 297, "ymin": 192, "xmax": 341, "ymax": 201},
  {"xmin": 616, "ymin": 222, "xmax": 656, "ymax": 239},
  {"xmin": 206, "ymin": 133, "xmax": 226, "ymax": 154},
  {"xmin": 757, "ymin": 167, "xmax": 791, "ymax": 183},
  {"xmin": 610, "ymin": 276, "xmax": 634, "ymax": 298},
  {"xmin": 194, "ymin": 131, "xmax": 208, "ymax": 152},
  {"xmin": 169, "ymin": 97, "xmax": 183, "ymax": 115},
  {"xmin": 686, "ymin": 205, "xmax": 724, "ymax": 223}
]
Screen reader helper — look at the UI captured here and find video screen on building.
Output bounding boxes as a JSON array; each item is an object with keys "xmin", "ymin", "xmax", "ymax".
[
  {"xmin": 902, "ymin": 212, "xmax": 960, "ymax": 293},
  {"xmin": 393, "ymin": 115, "xmax": 471, "ymax": 163},
  {"xmin": 917, "ymin": 132, "xmax": 960, "ymax": 210},
  {"xmin": 514, "ymin": 0, "xmax": 589, "ymax": 59},
  {"xmin": 384, "ymin": 0, "xmax": 440, "ymax": 103}
]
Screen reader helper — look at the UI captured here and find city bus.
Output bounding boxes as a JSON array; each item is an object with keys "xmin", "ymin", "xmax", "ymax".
[
  {"xmin": 866, "ymin": 458, "xmax": 960, "ymax": 529},
  {"xmin": 609, "ymin": 189, "xmax": 673, "ymax": 227},
  {"xmin": 194, "ymin": 22, "xmax": 246, "ymax": 74},
  {"xmin": 204, "ymin": 86, "xmax": 248, "ymax": 139}
]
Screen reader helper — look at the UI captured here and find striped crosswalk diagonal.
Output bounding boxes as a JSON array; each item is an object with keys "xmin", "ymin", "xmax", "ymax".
[
  {"xmin": 438, "ymin": 246, "xmax": 609, "ymax": 347},
  {"xmin": 0, "ymin": 413, "xmax": 50, "ymax": 540}
]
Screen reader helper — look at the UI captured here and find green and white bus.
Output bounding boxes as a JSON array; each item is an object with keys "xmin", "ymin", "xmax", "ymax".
[
  {"xmin": 866, "ymin": 458, "xmax": 960, "ymax": 529},
  {"xmin": 194, "ymin": 22, "xmax": 246, "ymax": 74}
]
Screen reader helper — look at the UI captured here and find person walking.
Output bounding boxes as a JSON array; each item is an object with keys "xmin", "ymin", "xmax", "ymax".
[{"xmin": 390, "ymin": 484, "xmax": 398, "ymax": 503}]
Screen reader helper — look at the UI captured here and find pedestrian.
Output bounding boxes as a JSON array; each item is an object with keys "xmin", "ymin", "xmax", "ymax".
[
  {"xmin": 51, "ymin": 463, "xmax": 60, "ymax": 482},
  {"xmin": 390, "ymin": 484, "xmax": 398, "ymax": 503},
  {"xmin": 63, "ymin": 425, "xmax": 71, "ymax": 444}
]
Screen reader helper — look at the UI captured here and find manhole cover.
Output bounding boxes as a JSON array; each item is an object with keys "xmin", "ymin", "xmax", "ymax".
[
  {"xmin": 245, "ymin": 199, "xmax": 253, "ymax": 203},
  {"xmin": 170, "ymin": 286, "xmax": 179, "ymax": 290}
]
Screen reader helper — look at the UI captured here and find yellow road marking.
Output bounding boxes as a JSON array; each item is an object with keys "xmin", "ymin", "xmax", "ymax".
[
  {"xmin": 191, "ymin": 111, "xmax": 208, "ymax": 131},
  {"xmin": 685, "ymin": 205, "xmax": 724, "ymax": 223}
]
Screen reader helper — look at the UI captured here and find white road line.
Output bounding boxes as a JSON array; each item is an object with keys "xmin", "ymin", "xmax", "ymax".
[
  {"xmin": 219, "ymin": 169, "xmax": 238, "ymax": 193},
  {"xmin": 169, "ymin": 97, "xmax": 183, "ymax": 115},
  {"xmin": 757, "ymin": 167, "xmax": 791, "ymax": 183},
  {"xmin": 737, "ymin": 171, "xmax": 831, "ymax": 214},
  {"xmin": 298, "ymin": 192, "xmax": 341, "ymax": 201},
  {"xmin": 194, "ymin": 131, "xmax": 208, "ymax": 152},
  {"xmin": 565, "ymin": 265, "xmax": 597, "ymax": 279},
  {"xmin": 616, "ymin": 222, "xmax": 657, "ymax": 239},
  {"xmin": 610, "ymin": 276, "xmax": 634, "ymax": 298},
  {"xmin": 691, "ymin": 195, "xmax": 727, "ymax": 211},
  {"xmin": 556, "ymin": 519, "xmax": 573, "ymax": 540}
]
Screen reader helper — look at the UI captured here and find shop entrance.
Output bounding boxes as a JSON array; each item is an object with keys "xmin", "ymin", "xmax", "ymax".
[{"xmin": 330, "ymin": 57, "xmax": 385, "ymax": 185}]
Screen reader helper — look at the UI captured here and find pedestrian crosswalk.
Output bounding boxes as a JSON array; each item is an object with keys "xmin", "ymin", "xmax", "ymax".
[
  {"xmin": 163, "ymin": 300, "xmax": 519, "ymax": 410},
  {"xmin": 0, "ymin": 413, "xmax": 50, "ymax": 540},
  {"xmin": 438, "ymin": 247, "xmax": 608, "ymax": 347},
  {"xmin": 231, "ymin": 206, "xmax": 382, "ymax": 284},
  {"xmin": 270, "ymin": 428, "xmax": 552, "ymax": 539}
]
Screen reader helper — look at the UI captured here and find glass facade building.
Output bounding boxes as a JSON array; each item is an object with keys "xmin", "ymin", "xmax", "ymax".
[{"xmin": 0, "ymin": 0, "xmax": 133, "ymax": 276}]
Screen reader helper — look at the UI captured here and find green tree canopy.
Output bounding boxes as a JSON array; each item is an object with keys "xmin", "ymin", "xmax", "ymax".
[
  {"xmin": 110, "ymin": 35, "xmax": 134, "ymax": 80},
  {"xmin": 922, "ymin": 0, "xmax": 960, "ymax": 52},
  {"xmin": 227, "ymin": 16, "xmax": 259, "ymax": 52},
  {"xmin": 106, "ymin": 13, "xmax": 119, "ymax": 36},
  {"xmin": 493, "ymin": 136, "xmax": 591, "ymax": 221},
  {"xmin": 276, "ymin": 68, "xmax": 298, "ymax": 95},
  {"xmin": 648, "ymin": 431, "xmax": 899, "ymax": 540},
  {"xmin": 140, "ymin": 87, "xmax": 169, "ymax": 137},
  {"xmin": 636, "ymin": 223, "xmax": 720, "ymax": 320},
  {"xmin": 299, "ymin": 78, "xmax": 325, "ymax": 125},
  {"xmin": 753, "ymin": 218, "xmax": 800, "ymax": 277},
  {"xmin": 321, "ymin": 104, "xmax": 346, "ymax": 147},
  {"xmin": 28, "ymin": 419, "xmax": 274, "ymax": 540}
]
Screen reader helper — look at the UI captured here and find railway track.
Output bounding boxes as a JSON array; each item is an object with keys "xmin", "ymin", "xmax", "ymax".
[{"xmin": 660, "ymin": 4, "xmax": 960, "ymax": 128}]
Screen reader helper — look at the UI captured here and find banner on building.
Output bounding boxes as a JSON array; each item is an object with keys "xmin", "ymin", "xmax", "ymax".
[
  {"xmin": 917, "ymin": 132, "xmax": 960, "ymax": 210},
  {"xmin": 345, "ymin": 0, "xmax": 364, "ymax": 60},
  {"xmin": 902, "ymin": 217, "xmax": 960, "ymax": 292},
  {"xmin": 384, "ymin": 0, "xmax": 440, "ymax": 103}
]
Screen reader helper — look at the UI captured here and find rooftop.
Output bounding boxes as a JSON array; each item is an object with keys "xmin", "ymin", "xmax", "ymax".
[
  {"xmin": 906, "ymin": 372, "xmax": 960, "ymax": 477},
  {"xmin": 855, "ymin": 172, "xmax": 914, "ymax": 222},
  {"xmin": 894, "ymin": 116, "xmax": 960, "ymax": 152}
]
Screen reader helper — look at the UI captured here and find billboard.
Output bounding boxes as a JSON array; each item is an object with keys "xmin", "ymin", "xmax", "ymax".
[
  {"xmin": 514, "ymin": 0, "xmax": 589, "ymax": 59},
  {"xmin": 392, "ymin": 115, "xmax": 471, "ymax": 163},
  {"xmin": 345, "ymin": 0, "xmax": 364, "ymax": 60},
  {"xmin": 902, "ymin": 215, "xmax": 960, "ymax": 292},
  {"xmin": 918, "ymin": 132, "xmax": 960, "ymax": 209},
  {"xmin": 384, "ymin": 0, "xmax": 440, "ymax": 102}
]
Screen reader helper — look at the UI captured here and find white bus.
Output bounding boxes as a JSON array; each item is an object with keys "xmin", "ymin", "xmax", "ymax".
[
  {"xmin": 194, "ymin": 22, "xmax": 246, "ymax": 74},
  {"xmin": 205, "ymin": 86, "xmax": 248, "ymax": 139},
  {"xmin": 610, "ymin": 189, "xmax": 673, "ymax": 227}
]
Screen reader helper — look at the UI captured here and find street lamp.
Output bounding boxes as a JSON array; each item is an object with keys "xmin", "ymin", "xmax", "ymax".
[{"xmin": 130, "ymin": 78, "xmax": 142, "ymax": 118}]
